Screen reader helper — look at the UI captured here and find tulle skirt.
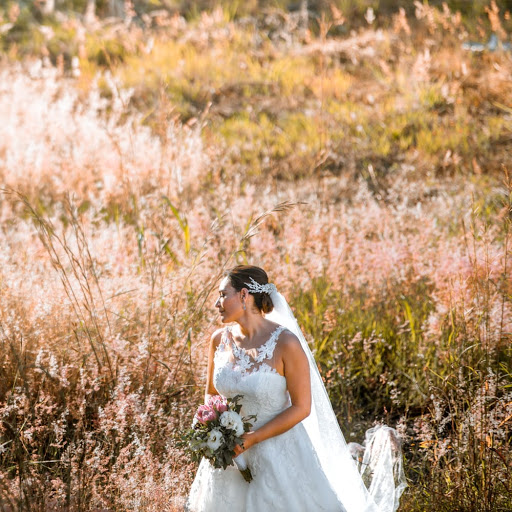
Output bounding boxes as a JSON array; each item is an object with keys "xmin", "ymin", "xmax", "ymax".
[{"xmin": 185, "ymin": 422, "xmax": 345, "ymax": 512}]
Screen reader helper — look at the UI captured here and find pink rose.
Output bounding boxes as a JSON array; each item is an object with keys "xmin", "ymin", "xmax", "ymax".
[
  {"xmin": 194, "ymin": 404, "xmax": 218, "ymax": 424},
  {"xmin": 208, "ymin": 395, "xmax": 228, "ymax": 414}
]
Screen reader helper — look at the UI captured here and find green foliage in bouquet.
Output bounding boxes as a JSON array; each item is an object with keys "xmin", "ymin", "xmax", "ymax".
[{"xmin": 179, "ymin": 394, "xmax": 256, "ymax": 470}]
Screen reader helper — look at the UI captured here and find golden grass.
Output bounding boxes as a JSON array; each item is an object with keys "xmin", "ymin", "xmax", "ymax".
[{"xmin": 0, "ymin": 2, "xmax": 511, "ymax": 510}]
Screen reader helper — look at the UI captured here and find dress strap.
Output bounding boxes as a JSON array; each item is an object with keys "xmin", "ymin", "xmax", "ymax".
[
  {"xmin": 214, "ymin": 327, "xmax": 234, "ymax": 357},
  {"xmin": 222, "ymin": 326, "xmax": 235, "ymax": 347},
  {"xmin": 255, "ymin": 325, "xmax": 286, "ymax": 363}
]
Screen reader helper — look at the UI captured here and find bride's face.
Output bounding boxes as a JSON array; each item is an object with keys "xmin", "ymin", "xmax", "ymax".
[{"xmin": 215, "ymin": 277, "xmax": 243, "ymax": 323}]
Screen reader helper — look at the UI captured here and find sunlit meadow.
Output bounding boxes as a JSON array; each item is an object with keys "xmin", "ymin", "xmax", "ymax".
[{"xmin": 0, "ymin": 2, "xmax": 511, "ymax": 511}]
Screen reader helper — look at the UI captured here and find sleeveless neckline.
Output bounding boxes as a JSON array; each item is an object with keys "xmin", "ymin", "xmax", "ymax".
[
  {"xmin": 221, "ymin": 325, "xmax": 286, "ymax": 376},
  {"xmin": 227, "ymin": 325, "xmax": 285, "ymax": 361}
]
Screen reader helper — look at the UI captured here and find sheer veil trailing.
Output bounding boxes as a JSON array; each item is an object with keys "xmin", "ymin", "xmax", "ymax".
[{"xmin": 265, "ymin": 289, "xmax": 407, "ymax": 512}]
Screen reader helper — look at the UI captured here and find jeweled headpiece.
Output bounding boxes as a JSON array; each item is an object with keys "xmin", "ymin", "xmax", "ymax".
[{"xmin": 244, "ymin": 277, "xmax": 277, "ymax": 295}]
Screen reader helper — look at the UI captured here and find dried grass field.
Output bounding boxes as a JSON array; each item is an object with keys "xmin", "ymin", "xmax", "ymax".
[{"xmin": 0, "ymin": 2, "xmax": 511, "ymax": 511}]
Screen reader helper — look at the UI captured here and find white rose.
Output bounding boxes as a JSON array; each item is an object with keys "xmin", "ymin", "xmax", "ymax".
[
  {"xmin": 220, "ymin": 410, "xmax": 244, "ymax": 436},
  {"xmin": 206, "ymin": 428, "xmax": 223, "ymax": 451}
]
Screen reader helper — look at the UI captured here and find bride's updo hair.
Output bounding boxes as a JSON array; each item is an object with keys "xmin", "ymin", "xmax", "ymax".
[{"xmin": 224, "ymin": 265, "xmax": 274, "ymax": 314}]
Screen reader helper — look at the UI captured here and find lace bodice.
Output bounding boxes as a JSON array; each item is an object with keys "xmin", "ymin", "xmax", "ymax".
[{"xmin": 213, "ymin": 325, "xmax": 290, "ymax": 428}]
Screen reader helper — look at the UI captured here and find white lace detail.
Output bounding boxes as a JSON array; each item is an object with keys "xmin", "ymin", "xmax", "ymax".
[
  {"xmin": 226, "ymin": 325, "xmax": 284, "ymax": 377},
  {"xmin": 231, "ymin": 345, "xmax": 253, "ymax": 373},
  {"xmin": 252, "ymin": 363, "xmax": 280, "ymax": 375},
  {"xmin": 254, "ymin": 333, "xmax": 279, "ymax": 362}
]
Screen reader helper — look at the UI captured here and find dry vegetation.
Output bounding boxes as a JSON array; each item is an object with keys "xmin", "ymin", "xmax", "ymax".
[{"xmin": 0, "ymin": 1, "xmax": 511, "ymax": 511}]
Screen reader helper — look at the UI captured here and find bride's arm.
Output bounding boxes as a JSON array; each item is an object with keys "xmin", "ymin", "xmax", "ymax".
[
  {"xmin": 204, "ymin": 329, "xmax": 223, "ymax": 403},
  {"xmin": 234, "ymin": 333, "xmax": 311, "ymax": 455}
]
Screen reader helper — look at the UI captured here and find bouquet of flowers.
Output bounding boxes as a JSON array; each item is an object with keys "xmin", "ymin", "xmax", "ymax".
[{"xmin": 181, "ymin": 394, "xmax": 256, "ymax": 482}]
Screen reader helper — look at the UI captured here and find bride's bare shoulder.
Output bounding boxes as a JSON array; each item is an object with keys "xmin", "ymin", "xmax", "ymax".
[
  {"xmin": 275, "ymin": 328, "xmax": 304, "ymax": 354},
  {"xmin": 210, "ymin": 328, "xmax": 225, "ymax": 348}
]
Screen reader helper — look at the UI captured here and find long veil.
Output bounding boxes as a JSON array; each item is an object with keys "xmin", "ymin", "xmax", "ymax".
[{"xmin": 265, "ymin": 290, "xmax": 407, "ymax": 512}]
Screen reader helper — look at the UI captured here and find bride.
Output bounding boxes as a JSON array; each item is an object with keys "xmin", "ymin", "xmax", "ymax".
[{"xmin": 185, "ymin": 265, "xmax": 406, "ymax": 512}]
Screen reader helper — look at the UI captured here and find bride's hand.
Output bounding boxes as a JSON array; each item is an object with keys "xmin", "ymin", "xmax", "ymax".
[{"xmin": 234, "ymin": 431, "xmax": 258, "ymax": 456}]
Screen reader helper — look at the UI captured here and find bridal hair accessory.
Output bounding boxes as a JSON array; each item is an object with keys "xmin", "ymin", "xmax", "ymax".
[{"xmin": 244, "ymin": 277, "xmax": 277, "ymax": 295}]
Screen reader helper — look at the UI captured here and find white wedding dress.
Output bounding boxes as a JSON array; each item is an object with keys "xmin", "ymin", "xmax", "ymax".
[
  {"xmin": 185, "ymin": 325, "xmax": 344, "ymax": 511},
  {"xmin": 186, "ymin": 287, "xmax": 406, "ymax": 512}
]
